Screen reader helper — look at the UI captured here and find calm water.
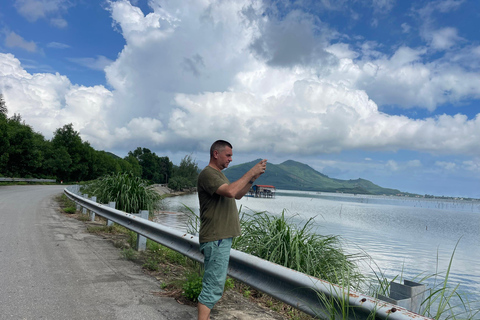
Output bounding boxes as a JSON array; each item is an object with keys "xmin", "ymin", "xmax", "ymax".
[{"xmin": 156, "ymin": 190, "xmax": 480, "ymax": 310}]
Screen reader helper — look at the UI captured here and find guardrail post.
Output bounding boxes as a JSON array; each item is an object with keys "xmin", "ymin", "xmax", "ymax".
[
  {"xmin": 89, "ymin": 196, "xmax": 97, "ymax": 222},
  {"xmin": 81, "ymin": 194, "xmax": 87, "ymax": 215},
  {"xmin": 135, "ymin": 210, "xmax": 148, "ymax": 251},
  {"xmin": 107, "ymin": 202, "xmax": 115, "ymax": 226},
  {"xmin": 378, "ymin": 280, "xmax": 426, "ymax": 314}
]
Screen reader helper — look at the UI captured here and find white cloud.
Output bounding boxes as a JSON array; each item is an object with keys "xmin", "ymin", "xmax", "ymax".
[
  {"xmin": 401, "ymin": 23, "xmax": 411, "ymax": 33},
  {"xmin": 4, "ymin": 31, "xmax": 37, "ymax": 52},
  {"xmin": 68, "ymin": 56, "xmax": 114, "ymax": 71},
  {"xmin": 327, "ymin": 44, "xmax": 480, "ymax": 110},
  {"xmin": 371, "ymin": 0, "xmax": 396, "ymax": 13},
  {"xmin": 386, "ymin": 160, "xmax": 399, "ymax": 171},
  {"xmin": 1, "ymin": 0, "xmax": 480, "ymax": 161},
  {"xmin": 435, "ymin": 161, "xmax": 456, "ymax": 170},
  {"xmin": 429, "ymin": 27, "xmax": 462, "ymax": 50},
  {"xmin": 14, "ymin": 0, "xmax": 71, "ymax": 27},
  {"xmin": 47, "ymin": 41, "xmax": 70, "ymax": 49},
  {"xmin": 462, "ymin": 159, "xmax": 480, "ymax": 173},
  {"xmin": 50, "ymin": 17, "xmax": 68, "ymax": 28},
  {"xmin": 407, "ymin": 160, "xmax": 422, "ymax": 167},
  {"xmin": 0, "ymin": 53, "xmax": 114, "ymax": 145}
]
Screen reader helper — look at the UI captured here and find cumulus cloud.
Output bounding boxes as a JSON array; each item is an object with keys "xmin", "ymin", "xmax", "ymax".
[
  {"xmin": 1, "ymin": 0, "xmax": 480, "ymax": 161},
  {"xmin": 4, "ymin": 31, "xmax": 37, "ymax": 52},
  {"xmin": 0, "ymin": 53, "xmax": 114, "ymax": 144},
  {"xmin": 328, "ymin": 44, "xmax": 480, "ymax": 109}
]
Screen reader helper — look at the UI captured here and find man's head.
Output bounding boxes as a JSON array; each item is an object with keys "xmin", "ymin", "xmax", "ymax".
[{"xmin": 210, "ymin": 140, "xmax": 233, "ymax": 170}]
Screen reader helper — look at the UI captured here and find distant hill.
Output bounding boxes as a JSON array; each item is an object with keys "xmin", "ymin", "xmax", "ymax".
[{"xmin": 223, "ymin": 159, "xmax": 403, "ymax": 195}]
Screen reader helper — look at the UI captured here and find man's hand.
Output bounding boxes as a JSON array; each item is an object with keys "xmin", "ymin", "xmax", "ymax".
[{"xmin": 252, "ymin": 159, "xmax": 267, "ymax": 178}]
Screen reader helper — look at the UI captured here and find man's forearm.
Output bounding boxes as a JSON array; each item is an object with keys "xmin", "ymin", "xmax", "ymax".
[
  {"xmin": 217, "ymin": 171, "xmax": 256, "ymax": 199},
  {"xmin": 216, "ymin": 159, "xmax": 266, "ymax": 199},
  {"xmin": 235, "ymin": 176, "xmax": 257, "ymax": 199}
]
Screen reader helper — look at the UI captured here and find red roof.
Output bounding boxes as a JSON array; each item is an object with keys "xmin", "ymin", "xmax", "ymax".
[{"xmin": 256, "ymin": 185, "xmax": 275, "ymax": 188}]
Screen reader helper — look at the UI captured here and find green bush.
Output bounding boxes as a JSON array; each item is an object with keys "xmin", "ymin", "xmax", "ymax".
[
  {"xmin": 63, "ymin": 206, "xmax": 76, "ymax": 214},
  {"xmin": 121, "ymin": 248, "xmax": 137, "ymax": 260},
  {"xmin": 182, "ymin": 272, "xmax": 203, "ymax": 301},
  {"xmin": 143, "ymin": 256, "xmax": 160, "ymax": 271},
  {"xmin": 81, "ymin": 172, "xmax": 161, "ymax": 214}
]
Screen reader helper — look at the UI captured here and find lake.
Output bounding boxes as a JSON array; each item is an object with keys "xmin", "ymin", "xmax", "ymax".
[{"xmin": 155, "ymin": 190, "xmax": 480, "ymax": 312}]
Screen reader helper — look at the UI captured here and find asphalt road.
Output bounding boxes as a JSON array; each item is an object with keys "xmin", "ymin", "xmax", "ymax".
[{"xmin": 0, "ymin": 185, "xmax": 197, "ymax": 320}]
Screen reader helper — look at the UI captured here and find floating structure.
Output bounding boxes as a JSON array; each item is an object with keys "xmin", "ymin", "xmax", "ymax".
[{"xmin": 248, "ymin": 184, "xmax": 276, "ymax": 198}]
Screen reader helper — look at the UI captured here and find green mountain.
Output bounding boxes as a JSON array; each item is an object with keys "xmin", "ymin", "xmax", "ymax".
[{"xmin": 223, "ymin": 159, "xmax": 403, "ymax": 195}]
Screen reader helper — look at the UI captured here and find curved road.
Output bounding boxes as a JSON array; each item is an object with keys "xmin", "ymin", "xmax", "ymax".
[{"xmin": 0, "ymin": 185, "xmax": 196, "ymax": 319}]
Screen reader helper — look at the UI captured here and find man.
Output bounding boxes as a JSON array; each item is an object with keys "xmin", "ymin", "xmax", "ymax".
[{"xmin": 196, "ymin": 140, "xmax": 267, "ymax": 320}]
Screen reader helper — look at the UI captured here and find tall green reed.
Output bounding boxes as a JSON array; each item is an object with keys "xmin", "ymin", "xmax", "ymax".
[
  {"xmin": 235, "ymin": 209, "xmax": 364, "ymax": 288},
  {"xmin": 81, "ymin": 172, "xmax": 161, "ymax": 214}
]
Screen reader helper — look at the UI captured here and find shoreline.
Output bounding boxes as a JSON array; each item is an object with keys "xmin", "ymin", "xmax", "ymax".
[{"xmin": 152, "ymin": 184, "xmax": 194, "ymax": 198}]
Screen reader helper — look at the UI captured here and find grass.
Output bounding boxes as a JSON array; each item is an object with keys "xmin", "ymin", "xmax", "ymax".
[
  {"xmin": 233, "ymin": 209, "xmax": 364, "ymax": 288},
  {"xmin": 81, "ymin": 172, "xmax": 161, "ymax": 215},
  {"xmin": 419, "ymin": 240, "xmax": 479, "ymax": 320},
  {"xmin": 185, "ymin": 206, "xmax": 364, "ymax": 288}
]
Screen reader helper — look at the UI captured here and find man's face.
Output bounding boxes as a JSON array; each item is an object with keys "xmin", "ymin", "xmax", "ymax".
[{"xmin": 216, "ymin": 146, "xmax": 233, "ymax": 170}]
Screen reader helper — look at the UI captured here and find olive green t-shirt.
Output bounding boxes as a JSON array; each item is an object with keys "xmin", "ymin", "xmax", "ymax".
[{"xmin": 197, "ymin": 166, "xmax": 241, "ymax": 243}]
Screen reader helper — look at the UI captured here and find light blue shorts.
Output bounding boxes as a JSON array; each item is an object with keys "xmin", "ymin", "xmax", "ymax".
[{"xmin": 197, "ymin": 238, "xmax": 232, "ymax": 309}]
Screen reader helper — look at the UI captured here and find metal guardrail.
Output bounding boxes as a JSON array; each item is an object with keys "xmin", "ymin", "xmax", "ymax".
[{"xmin": 64, "ymin": 186, "xmax": 433, "ymax": 320}]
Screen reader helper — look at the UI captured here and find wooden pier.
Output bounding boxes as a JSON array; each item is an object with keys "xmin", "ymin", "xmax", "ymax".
[{"xmin": 248, "ymin": 184, "xmax": 276, "ymax": 198}]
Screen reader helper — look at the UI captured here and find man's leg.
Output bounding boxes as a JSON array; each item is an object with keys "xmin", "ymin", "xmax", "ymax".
[
  {"xmin": 198, "ymin": 302, "xmax": 211, "ymax": 320},
  {"xmin": 197, "ymin": 239, "xmax": 232, "ymax": 319}
]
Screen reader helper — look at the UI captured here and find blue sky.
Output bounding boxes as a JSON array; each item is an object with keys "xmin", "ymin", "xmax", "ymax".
[{"xmin": 1, "ymin": 0, "xmax": 480, "ymax": 198}]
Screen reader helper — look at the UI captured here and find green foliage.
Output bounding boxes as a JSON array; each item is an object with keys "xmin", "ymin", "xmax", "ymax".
[
  {"xmin": 168, "ymin": 154, "xmax": 199, "ymax": 191},
  {"xmin": 0, "ymin": 94, "xmax": 7, "ymax": 115},
  {"xmin": 121, "ymin": 248, "xmax": 137, "ymax": 260},
  {"xmin": 4, "ymin": 115, "xmax": 43, "ymax": 176},
  {"xmin": 233, "ymin": 210, "xmax": 364, "ymax": 288},
  {"xmin": 167, "ymin": 176, "xmax": 192, "ymax": 191},
  {"xmin": 63, "ymin": 207, "xmax": 76, "ymax": 214},
  {"xmin": 128, "ymin": 147, "xmax": 173, "ymax": 184},
  {"xmin": 147, "ymin": 240, "xmax": 188, "ymax": 266},
  {"xmin": 224, "ymin": 277, "xmax": 235, "ymax": 291},
  {"xmin": 143, "ymin": 256, "xmax": 161, "ymax": 271},
  {"xmin": 81, "ymin": 172, "xmax": 161, "ymax": 214},
  {"xmin": 182, "ymin": 272, "xmax": 203, "ymax": 301},
  {"xmin": 123, "ymin": 154, "xmax": 142, "ymax": 177}
]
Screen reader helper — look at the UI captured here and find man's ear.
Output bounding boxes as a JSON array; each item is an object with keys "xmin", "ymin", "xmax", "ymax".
[{"xmin": 213, "ymin": 150, "xmax": 219, "ymax": 159}]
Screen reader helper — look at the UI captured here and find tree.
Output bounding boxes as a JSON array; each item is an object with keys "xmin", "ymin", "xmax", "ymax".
[
  {"xmin": 123, "ymin": 154, "xmax": 142, "ymax": 177},
  {"xmin": 51, "ymin": 124, "xmax": 90, "ymax": 181},
  {"xmin": 4, "ymin": 116, "xmax": 43, "ymax": 177},
  {"xmin": 0, "ymin": 111, "xmax": 9, "ymax": 174},
  {"xmin": 128, "ymin": 147, "xmax": 173, "ymax": 183},
  {"xmin": 169, "ymin": 154, "xmax": 199, "ymax": 190},
  {"xmin": 0, "ymin": 94, "xmax": 7, "ymax": 115}
]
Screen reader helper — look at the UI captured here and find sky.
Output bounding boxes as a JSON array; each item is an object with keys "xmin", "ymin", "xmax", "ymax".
[{"xmin": 1, "ymin": 0, "xmax": 480, "ymax": 198}]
